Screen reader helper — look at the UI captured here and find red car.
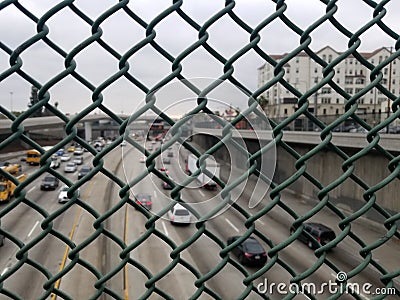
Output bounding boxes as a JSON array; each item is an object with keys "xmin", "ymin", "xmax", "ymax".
[{"xmin": 134, "ymin": 194, "xmax": 153, "ymax": 210}]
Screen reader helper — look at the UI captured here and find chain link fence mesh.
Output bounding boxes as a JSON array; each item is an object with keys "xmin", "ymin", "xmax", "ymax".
[{"xmin": 0, "ymin": 1, "xmax": 399, "ymax": 299}]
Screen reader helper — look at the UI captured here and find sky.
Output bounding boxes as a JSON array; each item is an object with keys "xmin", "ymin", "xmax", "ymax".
[{"xmin": 0, "ymin": 0, "xmax": 399, "ymax": 118}]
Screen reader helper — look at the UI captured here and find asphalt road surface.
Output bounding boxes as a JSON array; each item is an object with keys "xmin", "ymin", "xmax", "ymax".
[{"xmin": 0, "ymin": 142, "xmax": 398, "ymax": 299}]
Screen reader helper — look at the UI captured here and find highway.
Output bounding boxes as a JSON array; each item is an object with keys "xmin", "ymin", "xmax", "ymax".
[{"xmin": 0, "ymin": 142, "xmax": 398, "ymax": 299}]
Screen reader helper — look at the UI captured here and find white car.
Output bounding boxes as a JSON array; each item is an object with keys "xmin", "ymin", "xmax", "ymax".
[
  {"xmin": 139, "ymin": 156, "xmax": 146, "ymax": 163},
  {"xmin": 73, "ymin": 156, "xmax": 83, "ymax": 165},
  {"xmin": 168, "ymin": 204, "xmax": 191, "ymax": 225},
  {"xmin": 58, "ymin": 185, "xmax": 80, "ymax": 203},
  {"xmin": 60, "ymin": 154, "xmax": 71, "ymax": 162},
  {"xmin": 50, "ymin": 155, "xmax": 60, "ymax": 168},
  {"xmin": 64, "ymin": 162, "xmax": 77, "ymax": 173},
  {"xmin": 74, "ymin": 148, "xmax": 84, "ymax": 155}
]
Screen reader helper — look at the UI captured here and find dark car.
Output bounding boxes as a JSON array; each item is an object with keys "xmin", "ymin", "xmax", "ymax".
[
  {"xmin": 290, "ymin": 222, "xmax": 336, "ymax": 249},
  {"xmin": 227, "ymin": 236, "xmax": 267, "ymax": 267},
  {"xmin": 40, "ymin": 175, "xmax": 59, "ymax": 190},
  {"xmin": 134, "ymin": 194, "xmax": 153, "ymax": 210},
  {"xmin": 162, "ymin": 180, "xmax": 173, "ymax": 190},
  {"xmin": 78, "ymin": 165, "xmax": 92, "ymax": 179}
]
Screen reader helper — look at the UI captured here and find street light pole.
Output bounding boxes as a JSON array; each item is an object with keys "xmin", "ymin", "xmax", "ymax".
[
  {"xmin": 386, "ymin": 46, "xmax": 393, "ymax": 133},
  {"xmin": 10, "ymin": 91, "xmax": 13, "ymax": 112}
]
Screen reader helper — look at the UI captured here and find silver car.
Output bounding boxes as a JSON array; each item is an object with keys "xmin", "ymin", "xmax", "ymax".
[{"xmin": 64, "ymin": 162, "xmax": 77, "ymax": 173}]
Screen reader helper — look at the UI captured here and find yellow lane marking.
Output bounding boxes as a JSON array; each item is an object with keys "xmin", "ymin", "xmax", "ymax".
[
  {"xmin": 51, "ymin": 182, "xmax": 94, "ymax": 300},
  {"xmin": 124, "ymin": 204, "xmax": 129, "ymax": 300}
]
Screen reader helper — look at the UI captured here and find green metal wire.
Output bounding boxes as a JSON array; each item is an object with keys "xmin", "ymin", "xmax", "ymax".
[{"xmin": 0, "ymin": 0, "xmax": 399, "ymax": 299}]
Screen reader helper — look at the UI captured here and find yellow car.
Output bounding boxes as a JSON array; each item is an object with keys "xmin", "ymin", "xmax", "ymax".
[{"xmin": 67, "ymin": 146, "xmax": 75, "ymax": 152}]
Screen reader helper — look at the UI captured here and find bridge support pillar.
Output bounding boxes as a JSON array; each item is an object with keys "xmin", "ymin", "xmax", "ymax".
[{"xmin": 84, "ymin": 121, "xmax": 93, "ymax": 141}]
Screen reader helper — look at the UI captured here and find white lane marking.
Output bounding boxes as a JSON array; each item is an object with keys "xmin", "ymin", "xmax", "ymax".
[
  {"xmin": 28, "ymin": 186, "xmax": 35, "ymax": 193},
  {"xmin": 1, "ymin": 268, "xmax": 8, "ymax": 276},
  {"xmin": 225, "ymin": 218, "xmax": 240, "ymax": 233},
  {"xmin": 199, "ymin": 190, "xmax": 205, "ymax": 197},
  {"xmin": 257, "ymin": 219, "xmax": 265, "ymax": 225},
  {"xmin": 154, "ymin": 191, "xmax": 157, "ymax": 198},
  {"xmin": 162, "ymin": 221, "xmax": 169, "ymax": 237},
  {"xmin": 28, "ymin": 221, "xmax": 39, "ymax": 237}
]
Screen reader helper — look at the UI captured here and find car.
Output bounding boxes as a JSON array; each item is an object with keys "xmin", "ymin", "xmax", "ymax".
[
  {"xmin": 134, "ymin": 194, "xmax": 153, "ymax": 210},
  {"xmin": 64, "ymin": 162, "xmax": 77, "ymax": 173},
  {"xmin": 167, "ymin": 152, "xmax": 173, "ymax": 157},
  {"xmin": 60, "ymin": 154, "xmax": 71, "ymax": 162},
  {"xmin": 40, "ymin": 175, "xmax": 59, "ymax": 190},
  {"xmin": 50, "ymin": 155, "xmax": 61, "ymax": 169},
  {"xmin": 168, "ymin": 204, "xmax": 191, "ymax": 225},
  {"xmin": 160, "ymin": 167, "xmax": 168, "ymax": 172},
  {"xmin": 226, "ymin": 236, "xmax": 268, "ymax": 266},
  {"xmin": 162, "ymin": 157, "xmax": 171, "ymax": 164},
  {"xmin": 58, "ymin": 185, "xmax": 80, "ymax": 203},
  {"xmin": 290, "ymin": 222, "xmax": 336, "ymax": 249},
  {"xmin": 73, "ymin": 156, "xmax": 83, "ymax": 165},
  {"xmin": 56, "ymin": 149, "xmax": 65, "ymax": 156},
  {"xmin": 162, "ymin": 180, "xmax": 173, "ymax": 190},
  {"xmin": 120, "ymin": 141, "xmax": 127, "ymax": 147},
  {"xmin": 139, "ymin": 156, "xmax": 146, "ymax": 163},
  {"xmin": 78, "ymin": 165, "xmax": 92, "ymax": 179},
  {"xmin": 67, "ymin": 146, "xmax": 75, "ymax": 152},
  {"xmin": 74, "ymin": 148, "xmax": 84, "ymax": 155}
]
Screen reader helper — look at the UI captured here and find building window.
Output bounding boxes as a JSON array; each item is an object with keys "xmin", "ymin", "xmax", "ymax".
[
  {"xmin": 355, "ymin": 78, "xmax": 365, "ymax": 84},
  {"xmin": 349, "ymin": 59, "xmax": 353, "ymax": 64},
  {"xmin": 321, "ymin": 87, "xmax": 331, "ymax": 94},
  {"xmin": 314, "ymin": 68, "xmax": 318, "ymax": 73},
  {"xmin": 349, "ymin": 69, "xmax": 353, "ymax": 74},
  {"xmin": 336, "ymin": 109, "xmax": 339, "ymax": 114},
  {"xmin": 336, "ymin": 78, "xmax": 340, "ymax": 84},
  {"xmin": 345, "ymin": 78, "xmax": 353, "ymax": 84},
  {"xmin": 336, "ymin": 98, "xmax": 339, "ymax": 104},
  {"xmin": 371, "ymin": 59, "xmax": 374, "ymax": 64},
  {"xmin": 296, "ymin": 58, "xmax": 299, "ymax": 63},
  {"xmin": 384, "ymin": 68, "xmax": 388, "ymax": 75},
  {"xmin": 284, "ymin": 108, "xmax": 288, "ymax": 114},
  {"xmin": 360, "ymin": 69, "xmax": 363, "ymax": 75},
  {"xmin": 345, "ymin": 88, "xmax": 353, "ymax": 94},
  {"xmin": 328, "ymin": 55, "xmax": 332, "ymax": 63},
  {"xmin": 323, "ymin": 108, "xmax": 327, "ymax": 115},
  {"xmin": 296, "ymin": 68, "xmax": 299, "ymax": 73},
  {"xmin": 337, "ymin": 68, "xmax": 340, "ymax": 73},
  {"xmin": 322, "ymin": 54, "xmax": 326, "ymax": 61},
  {"xmin": 355, "ymin": 88, "xmax": 363, "ymax": 93},
  {"xmin": 370, "ymin": 99, "xmax": 373, "ymax": 104}
]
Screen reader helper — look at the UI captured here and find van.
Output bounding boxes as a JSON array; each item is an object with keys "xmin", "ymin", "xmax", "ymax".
[{"xmin": 168, "ymin": 204, "xmax": 191, "ymax": 225}]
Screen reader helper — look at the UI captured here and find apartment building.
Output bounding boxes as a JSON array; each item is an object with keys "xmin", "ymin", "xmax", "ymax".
[{"xmin": 257, "ymin": 46, "xmax": 399, "ymax": 126}]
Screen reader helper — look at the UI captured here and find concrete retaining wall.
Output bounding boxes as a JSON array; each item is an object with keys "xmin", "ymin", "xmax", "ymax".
[{"xmin": 193, "ymin": 133, "xmax": 398, "ymax": 223}]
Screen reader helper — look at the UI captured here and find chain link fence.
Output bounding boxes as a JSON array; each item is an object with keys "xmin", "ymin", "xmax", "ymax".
[{"xmin": 0, "ymin": 1, "xmax": 399, "ymax": 299}]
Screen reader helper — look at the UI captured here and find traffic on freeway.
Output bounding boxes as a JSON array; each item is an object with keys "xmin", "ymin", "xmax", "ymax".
[{"xmin": 0, "ymin": 137, "xmax": 398, "ymax": 299}]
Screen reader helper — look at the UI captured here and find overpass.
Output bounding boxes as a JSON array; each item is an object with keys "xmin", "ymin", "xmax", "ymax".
[{"xmin": 0, "ymin": 114, "xmax": 166, "ymax": 141}]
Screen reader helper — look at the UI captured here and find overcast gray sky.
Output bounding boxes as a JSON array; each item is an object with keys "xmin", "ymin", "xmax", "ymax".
[{"xmin": 1, "ymin": 0, "xmax": 399, "ymax": 117}]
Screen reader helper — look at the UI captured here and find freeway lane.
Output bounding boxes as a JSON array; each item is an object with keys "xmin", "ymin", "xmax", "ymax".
[
  {"xmin": 0, "ymin": 150, "xmax": 103, "ymax": 299},
  {"xmin": 126, "ymin": 140, "xmax": 398, "ymax": 299},
  {"xmin": 1, "ymin": 140, "xmax": 397, "ymax": 299}
]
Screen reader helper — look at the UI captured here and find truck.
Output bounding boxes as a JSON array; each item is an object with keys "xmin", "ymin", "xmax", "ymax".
[
  {"xmin": 186, "ymin": 154, "xmax": 220, "ymax": 190},
  {"xmin": 0, "ymin": 165, "xmax": 27, "ymax": 202}
]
